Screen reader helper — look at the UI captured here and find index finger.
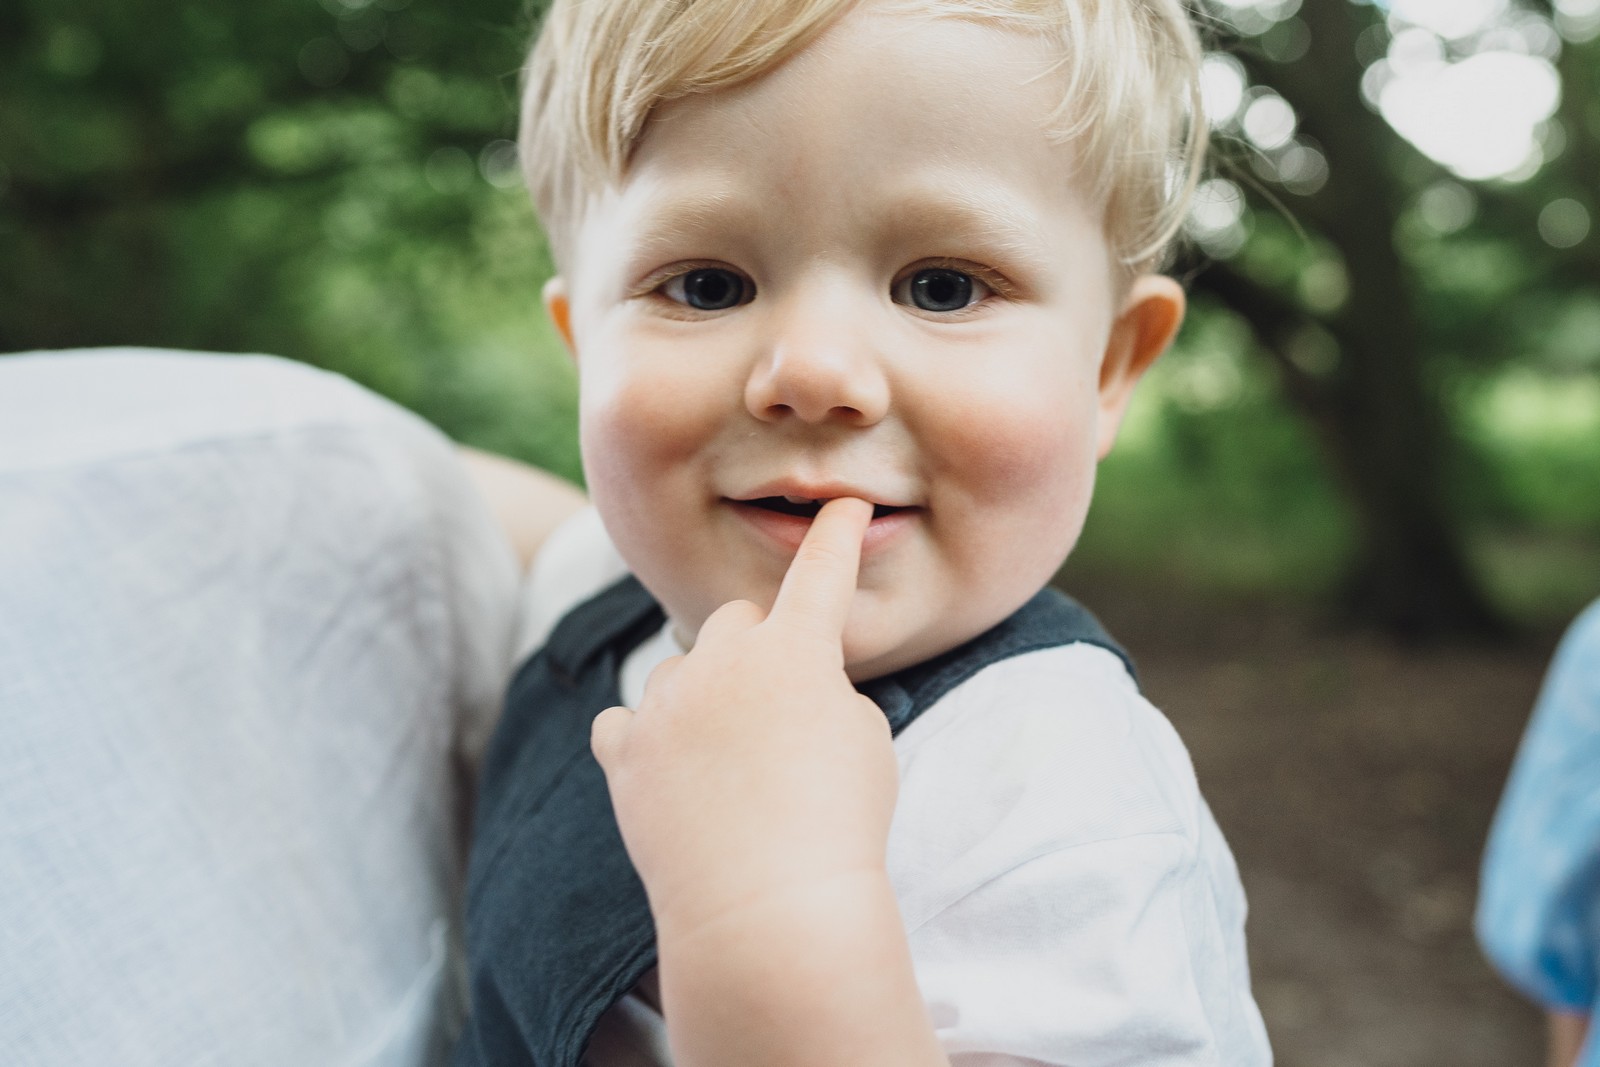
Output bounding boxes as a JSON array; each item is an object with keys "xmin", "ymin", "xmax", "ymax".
[{"xmin": 767, "ymin": 496, "xmax": 873, "ymax": 637}]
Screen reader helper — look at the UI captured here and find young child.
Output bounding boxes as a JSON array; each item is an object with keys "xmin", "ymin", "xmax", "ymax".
[{"xmin": 458, "ymin": 1, "xmax": 1272, "ymax": 1063}]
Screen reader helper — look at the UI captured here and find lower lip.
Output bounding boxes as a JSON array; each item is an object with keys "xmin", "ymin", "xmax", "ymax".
[{"xmin": 727, "ymin": 501, "xmax": 920, "ymax": 557}]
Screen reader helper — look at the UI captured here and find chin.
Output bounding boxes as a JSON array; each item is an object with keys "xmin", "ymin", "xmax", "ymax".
[
  {"xmin": 842, "ymin": 578, "xmax": 1051, "ymax": 683},
  {"xmin": 841, "ymin": 624, "xmax": 948, "ymax": 684}
]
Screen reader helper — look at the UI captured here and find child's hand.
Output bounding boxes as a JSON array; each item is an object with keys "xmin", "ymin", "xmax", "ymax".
[{"xmin": 590, "ymin": 497, "xmax": 900, "ymax": 940}]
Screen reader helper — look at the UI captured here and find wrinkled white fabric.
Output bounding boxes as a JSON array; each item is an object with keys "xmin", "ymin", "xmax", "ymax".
[{"xmin": 0, "ymin": 349, "xmax": 522, "ymax": 1067}]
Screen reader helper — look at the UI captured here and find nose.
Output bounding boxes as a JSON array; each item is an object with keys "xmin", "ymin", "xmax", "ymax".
[{"xmin": 743, "ymin": 297, "xmax": 891, "ymax": 427}]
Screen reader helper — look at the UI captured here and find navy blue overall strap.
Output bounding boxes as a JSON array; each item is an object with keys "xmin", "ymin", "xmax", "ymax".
[
  {"xmin": 858, "ymin": 584, "xmax": 1135, "ymax": 732},
  {"xmin": 456, "ymin": 576, "xmax": 1132, "ymax": 1067}
]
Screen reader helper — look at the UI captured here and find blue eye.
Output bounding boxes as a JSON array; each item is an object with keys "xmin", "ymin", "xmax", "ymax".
[
  {"xmin": 662, "ymin": 268, "xmax": 750, "ymax": 310},
  {"xmin": 897, "ymin": 268, "xmax": 986, "ymax": 312}
]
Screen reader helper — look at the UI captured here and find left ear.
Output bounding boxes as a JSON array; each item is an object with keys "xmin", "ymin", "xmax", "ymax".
[{"xmin": 1095, "ymin": 274, "xmax": 1185, "ymax": 459}]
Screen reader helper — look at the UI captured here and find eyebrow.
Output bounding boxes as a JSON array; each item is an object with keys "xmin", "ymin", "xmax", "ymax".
[
  {"xmin": 622, "ymin": 173, "xmax": 1066, "ymax": 278},
  {"xmin": 624, "ymin": 183, "xmax": 748, "ymax": 264},
  {"xmin": 871, "ymin": 178, "xmax": 1060, "ymax": 276}
]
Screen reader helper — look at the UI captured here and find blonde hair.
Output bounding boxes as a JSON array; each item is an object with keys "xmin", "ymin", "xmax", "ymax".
[{"xmin": 520, "ymin": 0, "xmax": 1206, "ymax": 276}]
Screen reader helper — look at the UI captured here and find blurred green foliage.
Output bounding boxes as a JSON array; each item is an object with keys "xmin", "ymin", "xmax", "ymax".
[
  {"xmin": 1076, "ymin": 300, "xmax": 1600, "ymax": 624},
  {"xmin": 1075, "ymin": 300, "xmax": 1356, "ymax": 596},
  {"xmin": 0, "ymin": 0, "xmax": 582, "ymax": 481}
]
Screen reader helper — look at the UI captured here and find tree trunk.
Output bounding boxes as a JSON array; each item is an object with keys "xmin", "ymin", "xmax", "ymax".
[{"xmin": 1196, "ymin": 3, "xmax": 1506, "ymax": 639}]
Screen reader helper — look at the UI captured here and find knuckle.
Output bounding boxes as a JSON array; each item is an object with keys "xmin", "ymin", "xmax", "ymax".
[
  {"xmin": 710, "ymin": 599, "xmax": 763, "ymax": 626},
  {"xmin": 794, "ymin": 543, "xmax": 844, "ymax": 569},
  {"xmin": 645, "ymin": 654, "xmax": 683, "ymax": 691}
]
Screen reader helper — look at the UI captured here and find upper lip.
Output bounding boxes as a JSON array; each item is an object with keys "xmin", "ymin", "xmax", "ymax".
[{"xmin": 728, "ymin": 480, "xmax": 918, "ymax": 509}]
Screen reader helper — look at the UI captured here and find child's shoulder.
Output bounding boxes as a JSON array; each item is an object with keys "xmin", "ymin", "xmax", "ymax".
[
  {"xmin": 886, "ymin": 642, "xmax": 1267, "ymax": 1061},
  {"xmin": 887, "ymin": 639, "xmax": 1226, "ymax": 914},
  {"xmin": 897, "ymin": 639, "xmax": 1205, "ymax": 836}
]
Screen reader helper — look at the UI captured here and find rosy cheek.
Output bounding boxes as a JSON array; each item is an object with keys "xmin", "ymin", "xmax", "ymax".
[
  {"xmin": 941, "ymin": 390, "xmax": 1093, "ymax": 505},
  {"xmin": 579, "ymin": 370, "xmax": 728, "ymax": 599},
  {"xmin": 577, "ymin": 390, "xmax": 667, "ymax": 554},
  {"xmin": 922, "ymin": 378, "xmax": 1100, "ymax": 602},
  {"xmin": 583, "ymin": 374, "xmax": 706, "ymax": 473}
]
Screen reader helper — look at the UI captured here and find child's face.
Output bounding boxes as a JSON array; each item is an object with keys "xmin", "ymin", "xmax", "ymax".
[{"xmin": 547, "ymin": 4, "xmax": 1182, "ymax": 681}]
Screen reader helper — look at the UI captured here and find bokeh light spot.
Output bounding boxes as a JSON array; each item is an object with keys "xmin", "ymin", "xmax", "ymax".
[
  {"xmin": 1201, "ymin": 54, "xmax": 1247, "ymax": 126},
  {"xmin": 1414, "ymin": 181, "xmax": 1477, "ymax": 235},
  {"xmin": 1287, "ymin": 324, "xmax": 1341, "ymax": 378},
  {"xmin": 1378, "ymin": 50, "xmax": 1560, "ymax": 180},
  {"xmin": 1299, "ymin": 258, "xmax": 1350, "ymax": 315},
  {"xmin": 1538, "ymin": 199, "xmax": 1591, "ymax": 249},
  {"xmin": 478, "ymin": 140, "xmax": 522, "ymax": 189},
  {"xmin": 1555, "ymin": 0, "xmax": 1600, "ymax": 42},
  {"xmin": 1261, "ymin": 18, "xmax": 1312, "ymax": 63},
  {"xmin": 1276, "ymin": 143, "xmax": 1329, "ymax": 196},
  {"xmin": 1387, "ymin": 0, "xmax": 1511, "ymax": 41},
  {"xmin": 1187, "ymin": 178, "xmax": 1249, "ymax": 258},
  {"xmin": 1243, "ymin": 93, "xmax": 1297, "ymax": 150},
  {"xmin": 424, "ymin": 146, "xmax": 474, "ymax": 194}
]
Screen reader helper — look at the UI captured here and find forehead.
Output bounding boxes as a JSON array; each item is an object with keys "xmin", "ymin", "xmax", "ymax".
[
  {"xmin": 571, "ymin": 7, "xmax": 1109, "ymax": 290},
  {"xmin": 637, "ymin": 9, "xmax": 1072, "ymax": 190}
]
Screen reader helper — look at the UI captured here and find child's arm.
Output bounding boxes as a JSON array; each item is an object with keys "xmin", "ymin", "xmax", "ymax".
[
  {"xmin": 1477, "ymin": 600, "xmax": 1600, "ymax": 1056},
  {"xmin": 1549, "ymin": 1010, "xmax": 1590, "ymax": 1067},
  {"xmin": 456, "ymin": 446, "xmax": 586, "ymax": 571},
  {"xmin": 589, "ymin": 498, "xmax": 950, "ymax": 1067}
]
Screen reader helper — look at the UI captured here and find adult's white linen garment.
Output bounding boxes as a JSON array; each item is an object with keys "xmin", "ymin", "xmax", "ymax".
[{"xmin": 0, "ymin": 350, "xmax": 522, "ymax": 1067}]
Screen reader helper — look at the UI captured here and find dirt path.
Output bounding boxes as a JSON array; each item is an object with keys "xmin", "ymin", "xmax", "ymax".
[{"xmin": 1063, "ymin": 574, "xmax": 1558, "ymax": 1067}]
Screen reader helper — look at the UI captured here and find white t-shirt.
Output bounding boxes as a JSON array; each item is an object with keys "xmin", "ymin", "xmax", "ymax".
[
  {"xmin": 522, "ymin": 509, "xmax": 1273, "ymax": 1067},
  {"xmin": 1, "ymin": 349, "xmax": 524, "ymax": 1067}
]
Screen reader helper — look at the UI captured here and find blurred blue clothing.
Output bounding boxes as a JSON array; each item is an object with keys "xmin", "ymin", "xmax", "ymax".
[{"xmin": 1478, "ymin": 599, "xmax": 1600, "ymax": 1060}]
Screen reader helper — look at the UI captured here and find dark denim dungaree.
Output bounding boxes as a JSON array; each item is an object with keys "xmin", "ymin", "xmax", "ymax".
[{"xmin": 456, "ymin": 576, "xmax": 1132, "ymax": 1067}]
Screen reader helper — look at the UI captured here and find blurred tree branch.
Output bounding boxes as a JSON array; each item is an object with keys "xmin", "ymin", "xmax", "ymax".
[{"xmin": 1195, "ymin": 1, "xmax": 1507, "ymax": 638}]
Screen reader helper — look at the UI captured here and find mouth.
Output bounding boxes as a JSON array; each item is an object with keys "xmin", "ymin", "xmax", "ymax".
[
  {"xmin": 739, "ymin": 495, "xmax": 910, "ymax": 520},
  {"xmin": 726, "ymin": 492, "xmax": 920, "ymax": 554}
]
